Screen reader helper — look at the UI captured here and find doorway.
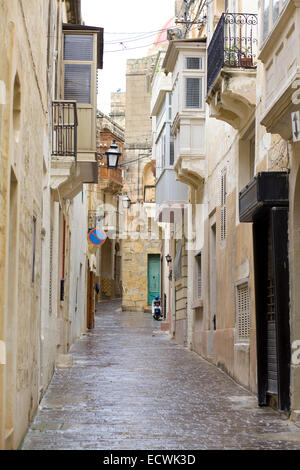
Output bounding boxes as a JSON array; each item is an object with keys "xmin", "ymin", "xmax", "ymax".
[{"xmin": 147, "ymin": 254, "xmax": 161, "ymax": 306}]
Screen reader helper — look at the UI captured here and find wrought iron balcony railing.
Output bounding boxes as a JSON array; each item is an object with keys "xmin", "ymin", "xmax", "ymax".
[
  {"xmin": 52, "ymin": 100, "xmax": 78, "ymax": 158},
  {"xmin": 207, "ymin": 12, "xmax": 258, "ymax": 95}
]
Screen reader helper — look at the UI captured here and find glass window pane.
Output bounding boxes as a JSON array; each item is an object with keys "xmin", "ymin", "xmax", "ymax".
[
  {"xmin": 64, "ymin": 64, "xmax": 91, "ymax": 103},
  {"xmin": 186, "ymin": 57, "xmax": 202, "ymax": 69},
  {"xmin": 273, "ymin": 0, "xmax": 280, "ymax": 24},
  {"xmin": 64, "ymin": 34, "xmax": 93, "ymax": 61},
  {"xmin": 169, "ymin": 129, "xmax": 174, "ymax": 166},
  {"xmin": 263, "ymin": 0, "xmax": 270, "ymax": 42}
]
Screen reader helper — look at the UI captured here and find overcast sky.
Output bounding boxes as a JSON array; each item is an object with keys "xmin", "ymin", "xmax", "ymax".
[{"xmin": 81, "ymin": 0, "xmax": 175, "ymax": 114}]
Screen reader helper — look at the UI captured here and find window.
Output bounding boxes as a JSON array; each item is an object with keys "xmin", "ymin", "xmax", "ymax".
[
  {"xmin": 263, "ymin": 0, "xmax": 288, "ymax": 43},
  {"xmin": 49, "ymin": 226, "xmax": 53, "ymax": 315},
  {"xmin": 63, "ymin": 33, "xmax": 94, "ymax": 104},
  {"xmin": 194, "ymin": 253, "xmax": 202, "ymax": 300},
  {"xmin": 186, "ymin": 57, "xmax": 202, "ymax": 70},
  {"xmin": 31, "ymin": 216, "xmax": 37, "ymax": 284},
  {"xmin": 173, "ymin": 240, "xmax": 182, "ymax": 281},
  {"xmin": 64, "ymin": 34, "xmax": 93, "ymax": 61},
  {"xmin": 185, "ymin": 78, "xmax": 202, "ymax": 109},
  {"xmin": 236, "ymin": 283, "xmax": 251, "ymax": 342},
  {"xmin": 238, "ymin": 131, "xmax": 255, "ymax": 193},
  {"xmin": 13, "ymin": 74, "xmax": 21, "ymax": 143},
  {"xmin": 162, "ymin": 133, "xmax": 166, "ymax": 169},
  {"xmin": 64, "ymin": 64, "xmax": 91, "ymax": 103},
  {"xmin": 220, "ymin": 168, "xmax": 227, "ymax": 241},
  {"xmin": 169, "ymin": 127, "xmax": 174, "ymax": 166}
]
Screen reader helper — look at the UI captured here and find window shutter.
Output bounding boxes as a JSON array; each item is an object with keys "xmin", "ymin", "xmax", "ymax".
[
  {"xmin": 186, "ymin": 57, "xmax": 202, "ymax": 69},
  {"xmin": 185, "ymin": 78, "xmax": 202, "ymax": 108},
  {"xmin": 169, "ymin": 128, "xmax": 174, "ymax": 166},
  {"xmin": 194, "ymin": 254, "xmax": 202, "ymax": 300},
  {"xmin": 221, "ymin": 168, "xmax": 227, "ymax": 241},
  {"xmin": 64, "ymin": 35, "xmax": 93, "ymax": 61},
  {"xmin": 64, "ymin": 64, "xmax": 91, "ymax": 103},
  {"xmin": 236, "ymin": 283, "xmax": 251, "ymax": 341},
  {"xmin": 49, "ymin": 226, "xmax": 53, "ymax": 315},
  {"xmin": 173, "ymin": 240, "xmax": 182, "ymax": 281}
]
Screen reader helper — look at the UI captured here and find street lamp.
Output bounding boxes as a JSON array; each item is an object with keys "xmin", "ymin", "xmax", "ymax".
[
  {"xmin": 105, "ymin": 140, "xmax": 121, "ymax": 169},
  {"xmin": 121, "ymin": 194, "xmax": 131, "ymax": 209},
  {"xmin": 165, "ymin": 254, "xmax": 172, "ymax": 265}
]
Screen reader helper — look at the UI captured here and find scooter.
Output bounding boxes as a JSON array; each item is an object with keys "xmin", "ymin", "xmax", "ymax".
[{"xmin": 152, "ymin": 296, "xmax": 162, "ymax": 321}]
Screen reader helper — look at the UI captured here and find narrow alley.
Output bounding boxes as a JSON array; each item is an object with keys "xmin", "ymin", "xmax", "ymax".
[{"xmin": 22, "ymin": 300, "xmax": 300, "ymax": 450}]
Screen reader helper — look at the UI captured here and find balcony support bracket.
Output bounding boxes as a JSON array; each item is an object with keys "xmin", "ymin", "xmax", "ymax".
[{"xmin": 207, "ymin": 70, "xmax": 256, "ymax": 130}]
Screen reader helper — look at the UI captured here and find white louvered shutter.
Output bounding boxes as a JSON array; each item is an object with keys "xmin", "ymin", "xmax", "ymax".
[{"xmin": 185, "ymin": 78, "xmax": 202, "ymax": 108}]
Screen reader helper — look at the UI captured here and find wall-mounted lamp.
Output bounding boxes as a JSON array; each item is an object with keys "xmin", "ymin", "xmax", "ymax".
[
  {"xmin": 165, "ymin": 254, "xmax": 172, "ymax": 265},
  {"xmin": 105, "ymin": 140, "xmax": 121, "ymax": 169},
  {"xmin": 121, "ymin": 194, "xmax": 138, "ymax": 210},
  {"xmin": 121, "ymin": 194, "xmax": 131, "ymax": 209}
]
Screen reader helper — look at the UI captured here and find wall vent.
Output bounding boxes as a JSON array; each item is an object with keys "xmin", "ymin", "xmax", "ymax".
[{"xmin": 236, "ymin": 283, "xmax": 251, "ymax": 342}]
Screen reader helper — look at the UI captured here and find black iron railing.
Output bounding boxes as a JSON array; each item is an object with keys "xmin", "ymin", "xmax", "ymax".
[
  {"xmin": 52, "ymin": 100, "xmax": 78, "ymax": 158},
  {"xmin": 207, "ymin": 12, "xmax": 258, "ymax": 95}
]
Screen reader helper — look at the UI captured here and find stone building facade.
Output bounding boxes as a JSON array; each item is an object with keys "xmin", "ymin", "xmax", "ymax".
[
  {"xmin": 152, "ymin": 0, "xmax": 300, "ymax": 420},
  {"xmin": 122, "ymin": 56, "xmax": 162, "ymax": 312},
  {"xmin": 95, "ymin": 111, "xmax": 124, "ymax": 302},
  {"xmin": 0, "ymin": 0, "xmax": 103, "ymax": 449},
  {"xmin": 110, "ymin": 91, "xmax": 126, "ymax": 129}
]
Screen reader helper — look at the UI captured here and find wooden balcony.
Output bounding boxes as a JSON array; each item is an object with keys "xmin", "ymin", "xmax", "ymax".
[{"xmin": 98, "ymin": 166, "xmax": 123, "ymax": 192}]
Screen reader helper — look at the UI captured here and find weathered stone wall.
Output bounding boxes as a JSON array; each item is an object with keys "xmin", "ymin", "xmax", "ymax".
[
  {"xmin": 0, "ymin": 0, "xmax": 50, "ymax": 449},
  {"xmin": 122, "ymin": 56, "xmax": 161, "ymax": 311}
]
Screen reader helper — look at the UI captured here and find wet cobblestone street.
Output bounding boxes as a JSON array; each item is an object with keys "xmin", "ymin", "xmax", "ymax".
[{"xmin": 22, "ymin": 300, "xmax": 300, "ymax": 450}]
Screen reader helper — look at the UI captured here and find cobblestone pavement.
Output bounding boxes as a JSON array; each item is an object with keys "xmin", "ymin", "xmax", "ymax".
[{"xmin": 22, "ymin": 300, "xmax": 300, "ymax": 450}]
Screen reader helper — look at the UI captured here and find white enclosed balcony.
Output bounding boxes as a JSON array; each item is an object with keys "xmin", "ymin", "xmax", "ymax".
[
  {"xmin": 162, "ymin": 39, "xmax": 207, "ymax": 188},
  {"xmin": 51, "ymin": 24, "xmax": 103, "ymax": 200}
]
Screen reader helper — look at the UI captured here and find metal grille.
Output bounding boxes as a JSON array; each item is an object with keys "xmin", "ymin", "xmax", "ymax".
[
  {"xmin": 185, "ymin": 78, "xmax": 202, "ymax": 108},
  {"xmin": 52, "ymin": 100, "xmax": 77, "ymax": 158},
  {"xmin": 221, "ymin": 169, "xmax": 227, "ymax": 241},
  {"xmin": 267, "ymin": 279, "xmax": 278, "ymax": 394},
  {"xmin": 236, "ymin": 283, "xmax": 251, "ymax": 341}
]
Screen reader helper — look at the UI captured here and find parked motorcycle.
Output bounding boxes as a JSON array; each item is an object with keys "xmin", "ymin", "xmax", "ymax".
[{"xmin": 152, "ymin": 296, "xmax": 162, "ymax": 321}]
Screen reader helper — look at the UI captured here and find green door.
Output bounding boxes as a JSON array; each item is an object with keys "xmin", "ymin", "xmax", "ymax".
[{"xmin": 148, "ymin": 254, "xmax": 161, "ymax": 306}]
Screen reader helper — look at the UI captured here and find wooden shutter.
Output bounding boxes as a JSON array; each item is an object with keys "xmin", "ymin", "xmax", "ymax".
[
  {"xmin": 194, "ymin": 253, "xmax": 202, "ymax": 300},
  {"xmin": 221, "ymin": 168, "xmax": 227, "ymax": 241}
]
